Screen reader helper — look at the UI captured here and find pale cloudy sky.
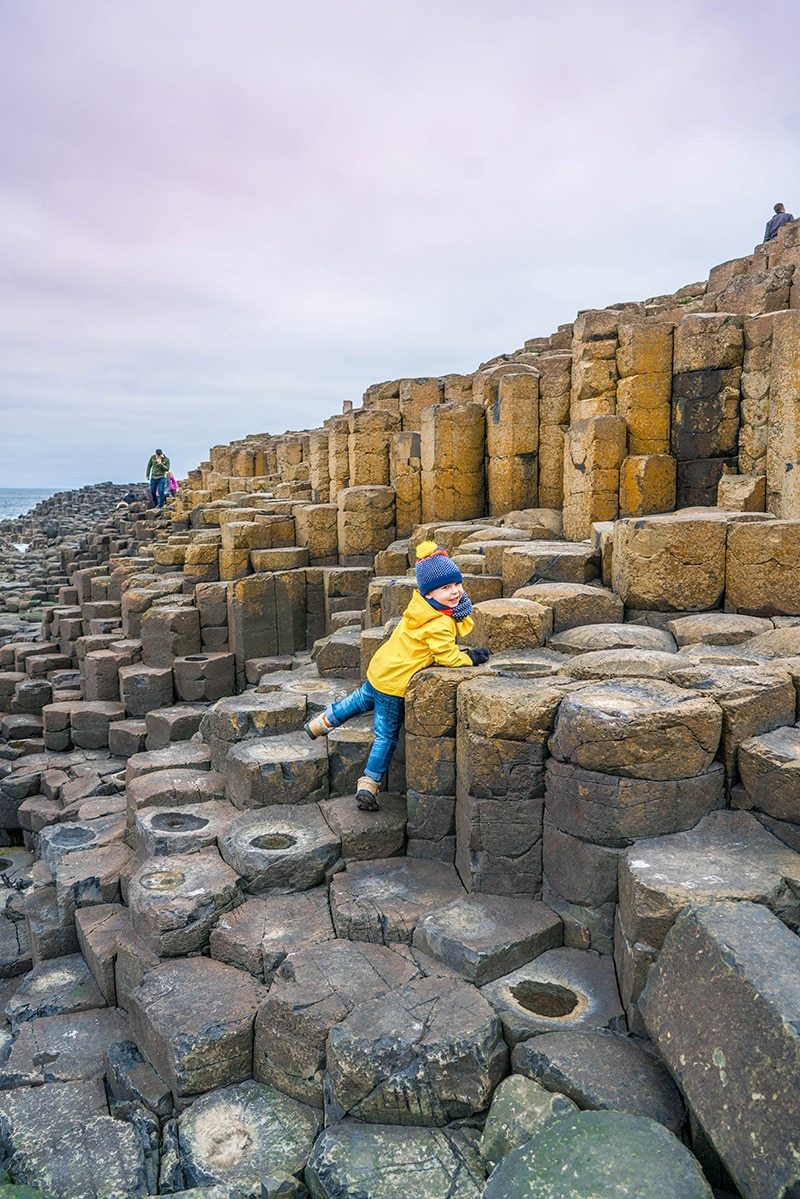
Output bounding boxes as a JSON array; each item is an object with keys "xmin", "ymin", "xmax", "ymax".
[{"xmin": 1, "ymin": 0, "xmax": 797, "ymax": 487}]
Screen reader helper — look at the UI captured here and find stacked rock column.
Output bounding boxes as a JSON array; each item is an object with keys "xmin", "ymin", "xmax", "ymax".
[
  {"xmin": 485, "ymin": 372, "xmax": 539, "ymax": 517},
  {"xmin": 616, "ymin": 321, "xmax": 676, "ymax": 516},
  {"xmin": 420, "ymin": 402, "xmax": 485, "ymax": 523},
  {"xmin": 671, "ymin": 313, "xmax": 743, "ymax": 507}
]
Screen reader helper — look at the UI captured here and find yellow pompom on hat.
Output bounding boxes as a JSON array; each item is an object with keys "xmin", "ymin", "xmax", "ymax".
[{"xmin": 415, "ymin": 540, "xmax": 463, "ymax": 594}]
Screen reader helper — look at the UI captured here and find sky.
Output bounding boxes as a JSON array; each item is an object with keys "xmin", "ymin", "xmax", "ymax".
[{"xmin": 1, "ymin": 0, "xmax": 798, "ymax": 488}]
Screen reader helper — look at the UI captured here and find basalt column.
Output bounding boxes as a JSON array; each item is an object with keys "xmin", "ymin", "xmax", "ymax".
[
  {"xmin": 616, "ymin": 321, "xmax": 676, "ymax": 517},
  {"xmin": 420, "ymin": 402, "xmax": 485, "ymax": 524},
  {"xmin": 671, "ymin": 313, "xmax": 744, "ymax": 507},
  {"xmin": 485, "ymin": 373, "xmax": 539, "ymax": 517},
  {"xmin": 536, "ymin": 353, "xmax": 572, "ymax": 510},
  {"xmin": 766, "ymin": 310, "xmax": 800, "ymax": 518}
]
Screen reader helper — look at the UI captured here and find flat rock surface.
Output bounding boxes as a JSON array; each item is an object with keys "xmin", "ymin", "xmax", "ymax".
[
  {"xmin": 5, "ymin": 952, "xmax": 106, "ymax": 1030},
  {"xmin": 330, "ymin": 858, "xmax": 465, "ymax": 944},
  {"xmin": 547, "ymin": 623, "xmax": 677, "ymax": 657},
  {"xmin": 127, "ymin": 847, "xmax": 242, "ymax": 955},
  {"xmin": 479, "ymin": 1074, "xmax": 577, "ymax": 1172},
  {"xmin": 219, "ymin": 804, "xmax": 341, "ymax": 893},
  {"xmin": 642, "ymin": 900, "xmax": 800, "ymax": 1199},
  {"xmin": 665, "ymin": 612, "xmax": 772, "ymax": 646},
  {"xmin": 549, "ymin": 679, "xmax": 722, "ymax": 780},
  {"xmin": 412, "ymin": 893, "xmax": 562, "ymax": 986},
  {"xmin": 738, "ymin": 724, "xmax": 800, "ymax": 822},
  {"xmin": 481, "ymin": 947, "xmax": 624, "ymax": 1044},
  {"xmin": 1, "ymin": 1007, "xmax": 128, "ymax": 1087},
  {"xmin": 225, "ymin": 732, "xmax": 329, "ymax": 809},
  {"xmin": 618, "ymin": 809, "xmax": 800, "ymax": 949},
  {"xmin": 177, "ymin": 1080, "xmax": 321, "ymax": 1191},
  {"xmin": 128, "ymin": 956, "xmax": 267, "ymax": 1098},
  {"xmin": 326, "ymin": 974, "xmax": 508, "ymax": 1125},
  {"xmin": 254, "ymin": 938, "xmax": 421, "ymax": 1106},
  {"xmin": 304, "ymin": 1118, "xmax": 486, "ymax": 1199},
  {"xmin": 321, "ymin": 793, "xmax": 407, "ymax": 862},
  {"xmin": 483, "ymin": 1110, "xmax": 712, "ymax": 1199},
  {"xmin": 511, "ymin": 1029, "xmax": 685, "ymax": 1133},
  {"xmin": 561, "ymin": 648, "xmax": 680, "ymax": 681},
  {"xmin": 209, "ymin": 887, "xmax": 334, "ymax": 982}
]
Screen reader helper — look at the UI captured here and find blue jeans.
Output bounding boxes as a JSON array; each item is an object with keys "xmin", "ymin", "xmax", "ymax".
[
  {"xmin": 150, "ymin": 477, "xmax": 167, "ymax": 507},
  {"xmin": 326, "ymin": 680, "xmax": 404, "ymax": 783}
]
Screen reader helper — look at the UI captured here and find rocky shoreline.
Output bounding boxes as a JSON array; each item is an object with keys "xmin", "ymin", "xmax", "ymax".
[{"xmin": 1, "ymin": 231, "xmax": 799, "ymax": 1199}]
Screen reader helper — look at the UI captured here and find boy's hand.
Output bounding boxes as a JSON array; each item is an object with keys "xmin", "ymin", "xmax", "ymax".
[{"xmin": 464, "ymin": 646, "xmax": 490, "ymax": 665}]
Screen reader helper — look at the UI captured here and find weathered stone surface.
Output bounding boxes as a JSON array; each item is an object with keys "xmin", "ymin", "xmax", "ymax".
[
  {"xmin": 305, "ymin": 1120, "xmax": 485, "ymax": 1199},
  {"xmin": 479, "ymin": 1074, "xmax": 577, "ymax": 1173},
  {"xmin": 502, "ymin": 542, "xmax": 598, "ymax": 595},
  {"xmin": 618, "ymin": 809, "xmax": 800, "ymax": 951},
  {"xmin": 542, "ymin": 816, "xmax": 622, "ymax": 906},
  {"xmin": 561, "ymin": 647, "xmax": 680, "ymax": 681},
  {"xmin": 105, "ymin": 1038, "xmax": 173, "ymax": 1118},
  {"xmin": 412, "ymin": 894, "xmax": 562, "ymax": 986},
  {"xmin": 5, "ymin": 952, "xmax": 105, "ymax": 1031},
  {"xmin": 483, "ymin": 1110, "xmax": 711, "ymax": 1199},
  {"xmin": 320, "ymin": 792, "xmax": 406, "ymax": 861},
  {"xmin": 1, "ymin": 1007, "xmax": 128, "ymax": 1086},
  {"xmin": 219, "ymin": 805, "xmax": 341, "ymax": 893},
  {"xmin": 738, "ymin": 724, "xmax": 800, "ymax": 822},
  {"xmin": 511, "ymin": 1029, "xmax": 684, "ymax": 1132},
  {"xmin": 128, "ymin": 957, "xmax": 267, "ymax": 1098},
  {"xmin": 667, "ymin": 662, "xmax": 796, "ymax": 782},
  {"xmin": 465, "ymin": 599, "xmax": 552, "ymax": 654},
  {"xmin": 326, "ymin": 974, "xmax": 507, "ymax": 1125},
  {"xmin": 254, "ymin": 938, "xmax": 420, "ymax": 1106},
  {"xmin": 456, "ymin": 675, "xmax": 568, "ymax": 743},
  {"xmin": 128, "ymin": 848, "xmax": 242, "ymax": 956},
  {"xmin": 134, "ymin": 799, "xmax": 238, "ymax": 858},
  {"xmin": 544, "ymin": 758, "xmax": 725, "ymax": 846},
  {"xmin": 126, "ymin": 767, "xmax": 226, "ymax": 828},
  {"xmin": 225, "ymin": 733, "xmax": 329, "ymax": 809},
  {"xmin": 727, "ymin": 519, "xmax": 800, "ymax": 615},
  {"xmin": 513, "ymin": 582, "xmax": 622, "ymax": 632},
  {"xmin": 549, "ymin": 679, "xmax": 722, "ymax": 780},
  {"xmin": 481, "ymin": 947, "xmax": 623, "ymax": 1044},
  {"xmin": 548, "ymin": 622, "xmax": 676, "ymax": 656},
  {"xmin": 642, "ymin": 901, "xmax": 800, "ymax": 1199},
  {"xmin": 75, "ymin": 902, "xmax": 129, "ymax": 1004},
  {"xmin": 126, "ymin": 741, "xmax": 211, "ymax": 785},
  {"xmin": 176, "ymin": 1080, "xmax": 320, "ymax": 1191},
  {"xmin": 665, "ymin": 611, "xmax": 772, "ymax": 646},
  {"xmin": 210, "ymin": 888, "xmax": 334, "ymax": 983},
  {"xmin": 0, "ymin": 1078, "xmax": 148, "ymax": 1199},
  {"xmin": 330, "ymin": 858, "xmax": 464, "ymax": 944},
  {"xmin": 612, "ymin": 515, "xmax": 727, "ymax": 611}
]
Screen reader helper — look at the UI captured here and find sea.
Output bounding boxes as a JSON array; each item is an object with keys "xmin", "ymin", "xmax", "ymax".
[{"xmin": 0, "ymin": 487, "xmax": 59, "ymax": 522}]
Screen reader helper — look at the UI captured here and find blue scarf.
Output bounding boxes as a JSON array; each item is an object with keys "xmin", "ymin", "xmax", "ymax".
[{"xmin": 425, "ymin": 593, "xmax": 473, "ymax": 622}]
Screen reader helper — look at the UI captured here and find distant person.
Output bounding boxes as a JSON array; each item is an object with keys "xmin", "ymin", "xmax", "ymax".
[
  {"xmin": 764, "ymin": 202, "xmax": 794, "ymax": 242},
  {"xmin": 146, "ymin": 449, "xmax": 170, "ymax": 508}
]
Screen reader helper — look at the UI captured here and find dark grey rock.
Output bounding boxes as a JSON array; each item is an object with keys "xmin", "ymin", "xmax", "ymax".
[
  {"xmin": 483, "ymin": 1110, "xmax": 712, "ymax": 1198},
  {"xmin": 330, "ymin": 858, "xmax": 464, "ymax": 945},
  {"xmin": 641, "ymin": 900, "xmax": 800, "ymax": 1199},
  {"xmin": 511, "ymin": 1029, "xmax": 685, "ymax": 1133}
]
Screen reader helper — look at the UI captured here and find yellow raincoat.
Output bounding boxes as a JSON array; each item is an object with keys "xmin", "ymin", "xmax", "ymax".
[{"xmin": 366, "ymin": 589, "xmax": 474, "ymax": 698}]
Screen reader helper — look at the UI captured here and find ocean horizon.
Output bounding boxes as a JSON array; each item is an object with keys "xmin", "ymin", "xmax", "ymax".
[{"xmin": 0, "ymin": 487, "xmax": 60, "ymax": 522}]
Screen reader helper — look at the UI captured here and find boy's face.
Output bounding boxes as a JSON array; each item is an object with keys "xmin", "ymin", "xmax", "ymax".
[{"xmin": 425, "ymin": 581, "xmax": 464, "ymax": 606}]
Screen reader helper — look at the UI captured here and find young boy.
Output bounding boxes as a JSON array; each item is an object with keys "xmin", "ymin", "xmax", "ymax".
[{"xmin": 305, "ymin": 541, "xmax": 490, "ymax": 809}]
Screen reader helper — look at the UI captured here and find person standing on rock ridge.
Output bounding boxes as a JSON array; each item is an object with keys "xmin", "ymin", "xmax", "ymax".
[
  {"xmin": 304, "ymin": 541, "xmax": 490, "ymax": 810},
  {"xmin": 146, "ymin": 448, "xmax": 171, "ymax": 508},
  {"xmin": 764, "ymin": 202, "xmax": 794, "ymax": 242}
]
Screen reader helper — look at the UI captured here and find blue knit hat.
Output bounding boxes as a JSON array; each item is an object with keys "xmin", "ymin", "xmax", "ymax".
[{"xmin": 415, "ymin": 540, "xmax": 463, "ymax": 594}]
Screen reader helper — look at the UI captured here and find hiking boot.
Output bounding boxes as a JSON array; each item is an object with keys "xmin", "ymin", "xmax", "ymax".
[
  {"xmin": 355, "ymin": 776, "xmax": 380, "ymax": 811},
  {"xmin": 304, "ymin": 712, "xmax": 333, "ymax": 740}
]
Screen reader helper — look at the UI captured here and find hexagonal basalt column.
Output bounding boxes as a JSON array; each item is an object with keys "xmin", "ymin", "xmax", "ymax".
[
  {"xmin": 127, "ymin": 848, "xmax": 242, "ymax": 956},
  {"xmin": 225, "ymin": 732, "xmax": 329, "ymax": 809},
  {"xmin": 134, "ymin": 800, "xmax": 239, "ymax": 857},
  {"xmin": 330, "ymin": 857, "xmax": 465, "ymax": 945},
  {"xmin": 219, "ymin": 805, "xmax": 341, "ymax": 893},
  {"xmin": 326, "ymin": 974, "xmax": 508, "ymax": 1126}
]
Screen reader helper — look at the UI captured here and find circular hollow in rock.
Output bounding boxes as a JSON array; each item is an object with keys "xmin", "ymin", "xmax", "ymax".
[
  {"xmin": 150, "ymin": 812, "xmax": 209, "ymax": 833},
  {"xmin": 250, "ymin": 832, "xmax": 297, "ymax": 851},
  {"xmin": 50, "ymin": 826, "xmax": 95, "ymax": 846},
  {"xmin": 0, "ymin": 858, "xmax": 13, "ymax": 871},
  {"xmin": 138, "ymin": 867, "xmax": 187, "ymax": 891},
  {"xmin": 183, "ymin": 654, "xmax": 209, "ymax": 662},
  {"xmin": 510, "ymin": 980, "xmax": 584, "ymax": 1020}
]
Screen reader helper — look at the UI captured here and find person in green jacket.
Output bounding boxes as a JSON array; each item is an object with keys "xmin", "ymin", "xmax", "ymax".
[
  {"xmin": 304, "ymin": 541, "xmax": 490, "ymax": 810},
  {"xmin": 146, "ymin": 449, "xmax": 170, "ymax": 508}
]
